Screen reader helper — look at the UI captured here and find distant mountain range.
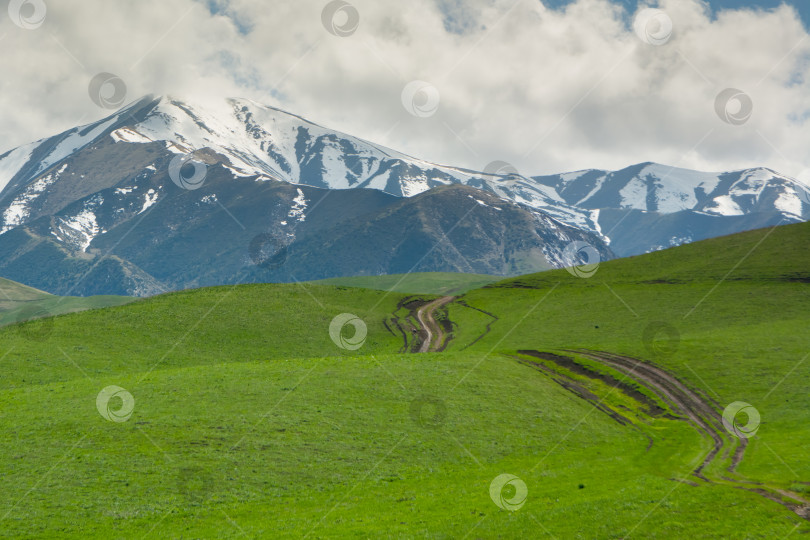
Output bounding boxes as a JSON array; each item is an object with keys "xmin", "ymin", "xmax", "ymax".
[
  {"xmin": 534, "ymin": 163, "xmax": 809, "ymax": 256},
  {"xmin": 0, "ymin": 95, "xmax": 806, "ymax": 296}
]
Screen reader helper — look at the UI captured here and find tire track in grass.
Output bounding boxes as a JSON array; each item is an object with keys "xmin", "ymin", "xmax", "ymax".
[
  {"xmin": 515, "ymin": 349, "xmax": 810, "ymax": 521},
  {"xmin": 405, "ymin": 299, "xmax": 810, "ymax": 520},
  {"xmin": 415, "ymin": 296, "xmax": 454, "ymax": 353}
]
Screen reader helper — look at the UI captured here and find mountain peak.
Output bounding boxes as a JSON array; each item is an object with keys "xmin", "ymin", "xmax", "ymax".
[{"xmin": 0, "ymin": 94, "xmax": 805, "ymax": 274}]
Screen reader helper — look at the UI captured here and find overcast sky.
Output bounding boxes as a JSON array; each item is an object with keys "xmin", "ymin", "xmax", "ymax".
[{"xmin": 1, "ymin": 0, "xmax": 808, "ymax": 179}]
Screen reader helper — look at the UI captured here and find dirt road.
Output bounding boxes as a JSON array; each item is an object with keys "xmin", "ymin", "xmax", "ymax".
[
  {"xmin": 573, "ymin": 350, "xmax": 728, "ymax": 478},
  {"xmin": 517, "ymin": 348, "xmax": 810, "ymax": 519},
  {"xmin": 401, "ymin": 298, "xmax": 810, "ymax": 519},
  {"xmin": 415, "ymin": 296, "xmax": 455, "ymax": 353}
]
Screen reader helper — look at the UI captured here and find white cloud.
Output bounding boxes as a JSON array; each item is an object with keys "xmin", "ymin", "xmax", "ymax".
[{"xmin": 0, "ymin": 0, "xmax": 808, "ymax": 179}]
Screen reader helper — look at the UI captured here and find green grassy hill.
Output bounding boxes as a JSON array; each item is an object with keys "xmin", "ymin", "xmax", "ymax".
[
  {"xmin": 0, "ymin": 277, "xmax": 132, "ymax": 327},
  {"xmin": 449, "ymin": 221, "xmax": 810, "ymax": 531},
  {"xmin": 0, "ymin": 276, "xmax": 51, "ymax": 305},
  {"xmin": 0, "ymin": 223, "xmax": 808, "ymax": 538},
  {"xmin": 310, "ymin": 271, "xmax": 500, "ymax": 295}
]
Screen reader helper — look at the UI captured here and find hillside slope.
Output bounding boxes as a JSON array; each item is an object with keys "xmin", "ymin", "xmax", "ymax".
[
  {"xmin": 446, "ymin": 221, "xmax": 810, "ymax": 531},
  {"xmin": 487, "ymin": 219, "xmax": 810, "ymax": 287},
  {"xmin": 0, "ymin": 276, "xmax": 131, "ymax": 327},
  {"xmin": 311, "ymin": 272, "xmax": 500, "ymax": 295},
  {"xmin": 0, "ymin": 222, "xmax": 808, "ymax": 537}
]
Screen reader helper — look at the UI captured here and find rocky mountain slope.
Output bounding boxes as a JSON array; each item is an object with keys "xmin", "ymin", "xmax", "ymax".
[
  {"xmin": 0, "ymin": 142, "xmax": 609, "ymax": 295},
  {"xmin": 534, "ymin": 162, "xmax": 809, "ymax": 255},
  {"xmin": 0, "ymin": 95, "xmax": 805, "ymax": 295}
]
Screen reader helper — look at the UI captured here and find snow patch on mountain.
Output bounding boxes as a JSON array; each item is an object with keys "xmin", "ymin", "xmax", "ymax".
[
  {"xmin": 125, "ymin": 98, "xmax": 290, "ymax": 179},
  {"xmin": 0, "ymin": 117, "xmax": 118, "ymax": 195},
  {"xmin": 51, "ymin": 192, "xmax": 106, "ymax": 252},
  {"xmin": 589, "ymin": 209, "xmax": 604, "ymax": 239},
  {"xmin": 730, "ymin": 170, "xmax": 770, "ymax": 200},
  {"xmin": 366, "ymin": 169, "xmax": 391, "ymax": 191},
  {"xmin": 288, "ymin": 188, "xmax": 308, "ymax": 222},
  {"xmin": 139, "ymin": 189, "xmax": 159, "ymax": 214},
  {"xmin": 621, "ymin": 164, "xmax": 722, "ymax": 213},
  {"xmin": 320, "ymin": 144, "xmax": 353, "ymax": 189},
  {"xmin": 55, "ymin": 208, "xmax": 100, "ymax": 252},
  {"xmin": 40, "ymin": 117, "xmax": 119, "ymax": 176},
  {"xmin": 774, "ymin": 192, "xmax": 803, "ymax": 216},
  {"xmin": 0, "ymin": 141, "xmax": 37, "ymax": 194},
  {"xmin": 559, "ymin": 170, "xmax": 594, "ymax": 183},
  {"xmin": 704, "ymin": 195, "xmax": 743, "ymax": 216},
  {"xmin": 222, "ymin": 164, "xmax": 253, "ymax": 178},
  {"xmin": 469, "ymin": 194, "xmax": 493, "ymax": 208},
  {"xmin": 400, "ymin": 174, "xmax": 432, "ymax": 197},
  {"xmin": 619, "ymin": 177, "xmax": 648, "ymax": 210},
  {"xmin": 577, "ymin": 175, "xmax": 607, "ymax": 205},
  {"xmin": 1, "ymin": 164, "xmax": 68, "ymax": 233}
]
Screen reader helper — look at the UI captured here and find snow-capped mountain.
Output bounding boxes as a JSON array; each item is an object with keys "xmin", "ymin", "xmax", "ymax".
[
  {"xmin": 0, "ymin": 95, "xmax": 600, "ymax": 243},
  {"xmin": 0, "ymin": 96, "xmax": 612, "ymax": 296},
  {"xmin": 0, "ymin": 94, "xmax": 805, "ymax": 295},
  {"xmin": 536, "ymin": 162, "xmax": 808, "ymax": 219},
  {"xmin": 534, "ymin": 163, "xmax": 810, "ymax": 255}
]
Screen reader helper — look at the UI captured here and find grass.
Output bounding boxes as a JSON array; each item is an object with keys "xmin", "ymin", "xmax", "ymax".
[
  {"xmin": 449, "ymin": 222, "xmax": 810, "ymax": 523},
  {"xmin": 0, "ymin": 277, "xmax": 50, "ymax": 304},
  {"xmin": 0, "ymin": 283, "xmax": 406, "ymax": 390},
  {"xmin": 0, "ymin": 354, "xmax": 793, "ymax": 538},
  {"xmin": 0, "ymin": 223, "xmax": 808, "ymax": 537},
  {"xmin": 0, "ymin": 277, "xmax": 132, "ymax": 327},
  {"xmin": 309, "ymin": 272, "xmax": 500, "ymax": 295}
]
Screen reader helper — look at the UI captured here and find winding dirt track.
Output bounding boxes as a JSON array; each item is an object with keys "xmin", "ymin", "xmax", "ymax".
[
  {"xmin": 572, "ymin": 350, "xmax": 729, "ymax": 478},
  {"xmin": 537, "ymin": 349, "xmax": 810, "ymax": 519},
  {"xmin": 415, "ymin": 296, "xmax": 455, "ymax": 353},
  {"xmin": 409, "ymin": 300, "xmax": 810, "ymax": 519}
]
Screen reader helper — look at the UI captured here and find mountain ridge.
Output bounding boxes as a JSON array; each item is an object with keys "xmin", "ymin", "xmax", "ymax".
[
  {"xmin": 0, "ymin": 157, "xmax": 611, "ymax": 296},
  {"xmin": 0, "ymin": 95, "xmax": 806, "ymax": 294},
  {"xmin": 1, "ymin": 94, "xmax": 807, "ymax": 237}
]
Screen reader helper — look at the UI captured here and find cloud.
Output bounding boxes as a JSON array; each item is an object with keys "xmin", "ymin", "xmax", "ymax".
[{"xmin": 0, "ymin": 0, "xmax": 808, "ymax": 179}]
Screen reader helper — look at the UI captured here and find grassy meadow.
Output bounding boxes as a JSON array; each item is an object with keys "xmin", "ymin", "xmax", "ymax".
[{"xmin": 0, "ymin": 223, "xmax": 808, "ymax": 537}]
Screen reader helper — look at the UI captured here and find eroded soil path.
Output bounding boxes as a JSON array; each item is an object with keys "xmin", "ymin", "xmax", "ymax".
[
  {"xmin": 516, "ymin": 349, "xmax": 810, "ymax": 520},
  {"xmin": 415, "ymin": 296, "xmax": 454, "ymax": 353},
  {"xmin": 385, "ymin": 295, "xmax": 455, "ymax": 353},
  {"xmin": 402, "ymin": 298, "xmax": 810, "ymax": 520}
]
